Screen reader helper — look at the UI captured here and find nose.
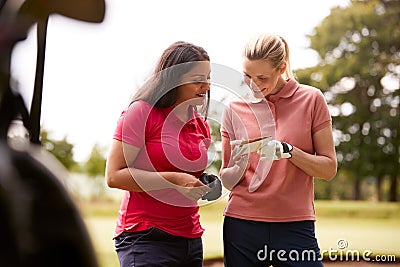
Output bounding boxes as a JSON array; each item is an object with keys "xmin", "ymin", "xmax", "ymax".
[
  {"xmin": 249, "ymin": 79, "xmax": 260, "ymax": 91},
  {"xmin": 202, "ymin": 80, "xmax": 211, "ymax": 91}
]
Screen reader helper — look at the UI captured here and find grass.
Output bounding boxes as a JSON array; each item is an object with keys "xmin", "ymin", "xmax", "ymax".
[
  {"xmin": 78, "ymin": 199, "xmax": 400, "ymax": 267},
  {"xmin": 314, "ymin": 200, "xmax": 400, "ymax": 219}
]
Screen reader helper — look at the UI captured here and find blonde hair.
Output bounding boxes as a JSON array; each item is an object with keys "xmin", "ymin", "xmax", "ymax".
[{"xmin": 243, "ymin": 33, "xmax": 293, "ymax": 79}]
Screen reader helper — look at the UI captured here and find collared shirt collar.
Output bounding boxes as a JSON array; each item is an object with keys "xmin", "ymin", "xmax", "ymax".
[{"xmin": 162, "ymin": 105, "xmax": 199, "ymax": 125}]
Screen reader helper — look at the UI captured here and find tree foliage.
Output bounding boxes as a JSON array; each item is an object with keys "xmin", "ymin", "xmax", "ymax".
[
  {"xmin": 41, "ymin": 130, "xmax": 77, "ymax": 171},
  {"xmin": 296, "ymin": 0, "xmax": 400, "ymax": 201},
  {"xmin": 84, "ymin": 143, "xmax": 106, "ymax": 178}
]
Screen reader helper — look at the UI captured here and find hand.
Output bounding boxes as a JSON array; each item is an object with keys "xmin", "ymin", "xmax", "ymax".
[
  {"xmin": 259, "ymin": 140, "xmax": 293, "ymax": 160},
  {"xmin": 219, "ymin": 139, "xmax": 251, "ymax": 190},
  {"xmin": 229, "ymin": 140, "xmax": 250, "ymax": 170},
  {"xmin": 174, "ymin": 173, "xmax": 210, "ymax": 201}
]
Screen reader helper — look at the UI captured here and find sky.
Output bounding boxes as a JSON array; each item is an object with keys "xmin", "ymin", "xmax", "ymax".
[{"xmin": 11, "ymin": 0, "xmax": 350, "ymax": 162}]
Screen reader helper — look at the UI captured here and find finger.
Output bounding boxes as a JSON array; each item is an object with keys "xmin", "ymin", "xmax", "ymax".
[
  {"xmin": 230, "ymin": 140, "xmax": 242, "ymax": 147},
  {"xmin": 188, "ymin": 195, "xmax": 200, "ymax": 201},
  {"xmin": 184, "ymin": 190, "xmax": 201, "ymax": 201},
  {"xmin": 232, "ymin": 146, "xmax": 249, "ymax": 161},
  {"xmin": 194, "ymin": 182, "xmax": 211, "ymax": 193},
  {"xmin": 238, "ymin": 146, "xmax": 249, "ymax": 156},
  {"xmin": 232, "ymin": 151, "xmax": 242, "ymax": 162},
  {"xmin": 189, "ymin": 184, "xmax": 209, "ymax": 194},
  {"xmin": 198, "ymin": 185, "xmax": 211, "ymax": 195},
  {"xmin": 237, "ymin": 152, "xmax": 249, "ymax": 163},
  {"xmin": 197, "ymin": 180, "xmax": 207, "ymax": 187},
  {"xmin": 191, "ymin": 191, "xmax": 205, "ymax": 201},
  {"xmin": 259, "ymin": 141, "xmax": 275, "ymax": 159},
  {"xmin": 232, "ymin": 157, "xmax": 248, "ymax": 173},
  {"xmin": 231, "ymin": 146, "xmax": 241, "ymax": 157}
]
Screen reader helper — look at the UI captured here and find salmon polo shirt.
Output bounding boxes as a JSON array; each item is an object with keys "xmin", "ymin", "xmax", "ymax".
[
  {"xmin": 221, "ymin": 78, "xmax": 332, "ymax": 222},
  {"xmin": 113, "ymin": 100, "xmax": 210, "ymax": 238}
]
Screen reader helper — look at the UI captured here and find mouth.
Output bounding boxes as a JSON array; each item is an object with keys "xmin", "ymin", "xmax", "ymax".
[
  {"xmin": 252, "ymin": 87, "xmax": 268, "ymax": 94},
  {"xmin": 196, "ymin": 93, "xmax": 207, "ymax": 97}
]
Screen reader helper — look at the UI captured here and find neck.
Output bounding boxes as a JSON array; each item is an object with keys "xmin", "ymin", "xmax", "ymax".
[
  {"xmin": 272, "ymin": 77, "xmax": 287, "ymax": 95},
  {"xmin": 172, "ymin": 103, "xmax": 191, "ymax": 122}
]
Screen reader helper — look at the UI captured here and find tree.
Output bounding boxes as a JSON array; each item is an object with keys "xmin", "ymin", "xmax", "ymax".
[
  {"xmin": 41, "ymin": 130, "xmax": 77, "ymax": 171},
  {"xmin": 84, "ymin": 143, "xmax": 106, "ymax": 177},
  {"xmin": 80, "ymin": 143, "xmax": 107, "ymax": 199},
  {"xmin": 296, "ymin": 0, "xmax": 400, "ymax": 201}
]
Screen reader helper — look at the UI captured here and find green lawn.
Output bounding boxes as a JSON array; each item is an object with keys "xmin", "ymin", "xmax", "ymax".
[{"xmin": 80, "ymin": 199, "xmax": 400, "ymax": 267}]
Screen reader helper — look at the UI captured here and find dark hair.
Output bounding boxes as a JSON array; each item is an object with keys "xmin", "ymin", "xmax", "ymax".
[{"xmin": 130, "ymin": 41, "xmax": 210, "ymax": 114}]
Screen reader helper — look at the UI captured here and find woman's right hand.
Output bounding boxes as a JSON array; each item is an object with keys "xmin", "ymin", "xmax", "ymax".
[
  {"xmin": 219, "ymin": 139, "xmax": 250, "ymax": 190},
  {"xmin": 229, "ymin": 140, "xmax": 250, "ymax": 170},
  {"xmin": 173, "ymin": 173, "xmax": 210, "ymax": 201}
]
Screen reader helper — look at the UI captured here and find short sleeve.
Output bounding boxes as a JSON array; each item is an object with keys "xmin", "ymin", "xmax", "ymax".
[
  {"xmin": 113, "ymin": 100, "xmax": 152, "ymax": 148},
  {"xmin": 312, "ymin": 90, "xmax": 332, "ymax": 134},
  {"xmin": 220, "ymin": 103, "xmax": 234, "ymax": 139},
  {"xmin": 113, "ymin": 111, "xmax": 125, "ymax": 141}
]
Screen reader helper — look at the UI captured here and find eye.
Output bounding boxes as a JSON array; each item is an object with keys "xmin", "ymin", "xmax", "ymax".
[
  {"xmin": 192, "ymin": 77, "xmax": 204, "ymax": 82},
  {"xmin": 258, "ymin": 77, "xmax": 268, "ymax": 81},
  {"xmin": 193, "ymin": 77, "xmax": 210, "ymax": 83}
]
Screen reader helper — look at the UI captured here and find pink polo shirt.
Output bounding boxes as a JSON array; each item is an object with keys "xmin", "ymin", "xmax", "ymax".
[
  {"xmin": 221, "ymin": 78, "xmax": 331, "ymax": 222},
  {"xmin": 113, "ymin": 100, "xmax": 210, "ymax": 238}
]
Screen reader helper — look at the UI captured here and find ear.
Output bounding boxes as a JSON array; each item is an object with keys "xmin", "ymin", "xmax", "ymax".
[{"xmin": 279, "ymin": 62, "xmax": 287, "ymax": 75}]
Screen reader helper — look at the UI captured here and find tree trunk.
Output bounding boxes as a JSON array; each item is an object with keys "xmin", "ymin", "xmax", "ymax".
[
  {"xmin": 376, "ymin": 176, "xmax": 383, "ymax": 201},
  {"xmin": 389, "ymin": 90, "xmax": 399, "ymax": 202},
  {"xmin": 353, "ymin": 179, "xmax": 361, "ymax": 200},
  {"xmin": 388, "ymin": 174, "xmax": 398, "ymax": 202}
]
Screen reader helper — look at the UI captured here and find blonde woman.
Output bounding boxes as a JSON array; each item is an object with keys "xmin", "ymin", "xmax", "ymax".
[{"xmin": 220, "ymin": 33, "xmax": 337, "ymax": 266}]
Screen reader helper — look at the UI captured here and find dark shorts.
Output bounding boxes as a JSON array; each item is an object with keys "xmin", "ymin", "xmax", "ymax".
[
  {"xmin": 223, "ymin": 216, "xmax": 323, "ymax": 267},
  {"xmin": 114, "ymin": 227, "xmax": 203, "ymax": 267}
]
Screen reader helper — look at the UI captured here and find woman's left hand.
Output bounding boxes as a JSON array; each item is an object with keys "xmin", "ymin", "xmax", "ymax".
[{"xmin": 259, "ymin": 140, "xmax": 293, "ymax": 160}]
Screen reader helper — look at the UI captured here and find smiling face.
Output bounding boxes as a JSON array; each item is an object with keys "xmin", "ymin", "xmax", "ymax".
[
  {"xmin": 175, "ymin": 61, "xmax": 211, "ymax": 107},
  {"xmin": 243, "ymin": 57, "xmax": 286, "ymax": 98}
]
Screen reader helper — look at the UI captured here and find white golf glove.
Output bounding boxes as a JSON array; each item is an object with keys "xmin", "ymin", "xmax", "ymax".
[{"xmin": 258, "ymin": 140, "xmax": 293, "ymax": 160}]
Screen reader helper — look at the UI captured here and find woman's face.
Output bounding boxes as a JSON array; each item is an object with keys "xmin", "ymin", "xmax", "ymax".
[
  {"xmin": 242, "ymin": 58, "xmax": 285, "ymax": 97},
  {"xmin": 175, "ymin": 61, "xmax": 211, "ymax": 106}
]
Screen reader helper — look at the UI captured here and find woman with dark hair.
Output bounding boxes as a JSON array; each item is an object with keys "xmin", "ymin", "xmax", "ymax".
[{"xmin": 105, "ymin": 41, "xmax": 212, "ymax": 267}]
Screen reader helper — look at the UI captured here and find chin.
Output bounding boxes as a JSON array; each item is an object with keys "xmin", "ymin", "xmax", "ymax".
[
  {"xmin": 193, "ymin": 98, "xmax": 205, "ymax": 106},
  {"xmin": 191, "ymin": 95, "xmax": 206, "ymax": 105}
]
